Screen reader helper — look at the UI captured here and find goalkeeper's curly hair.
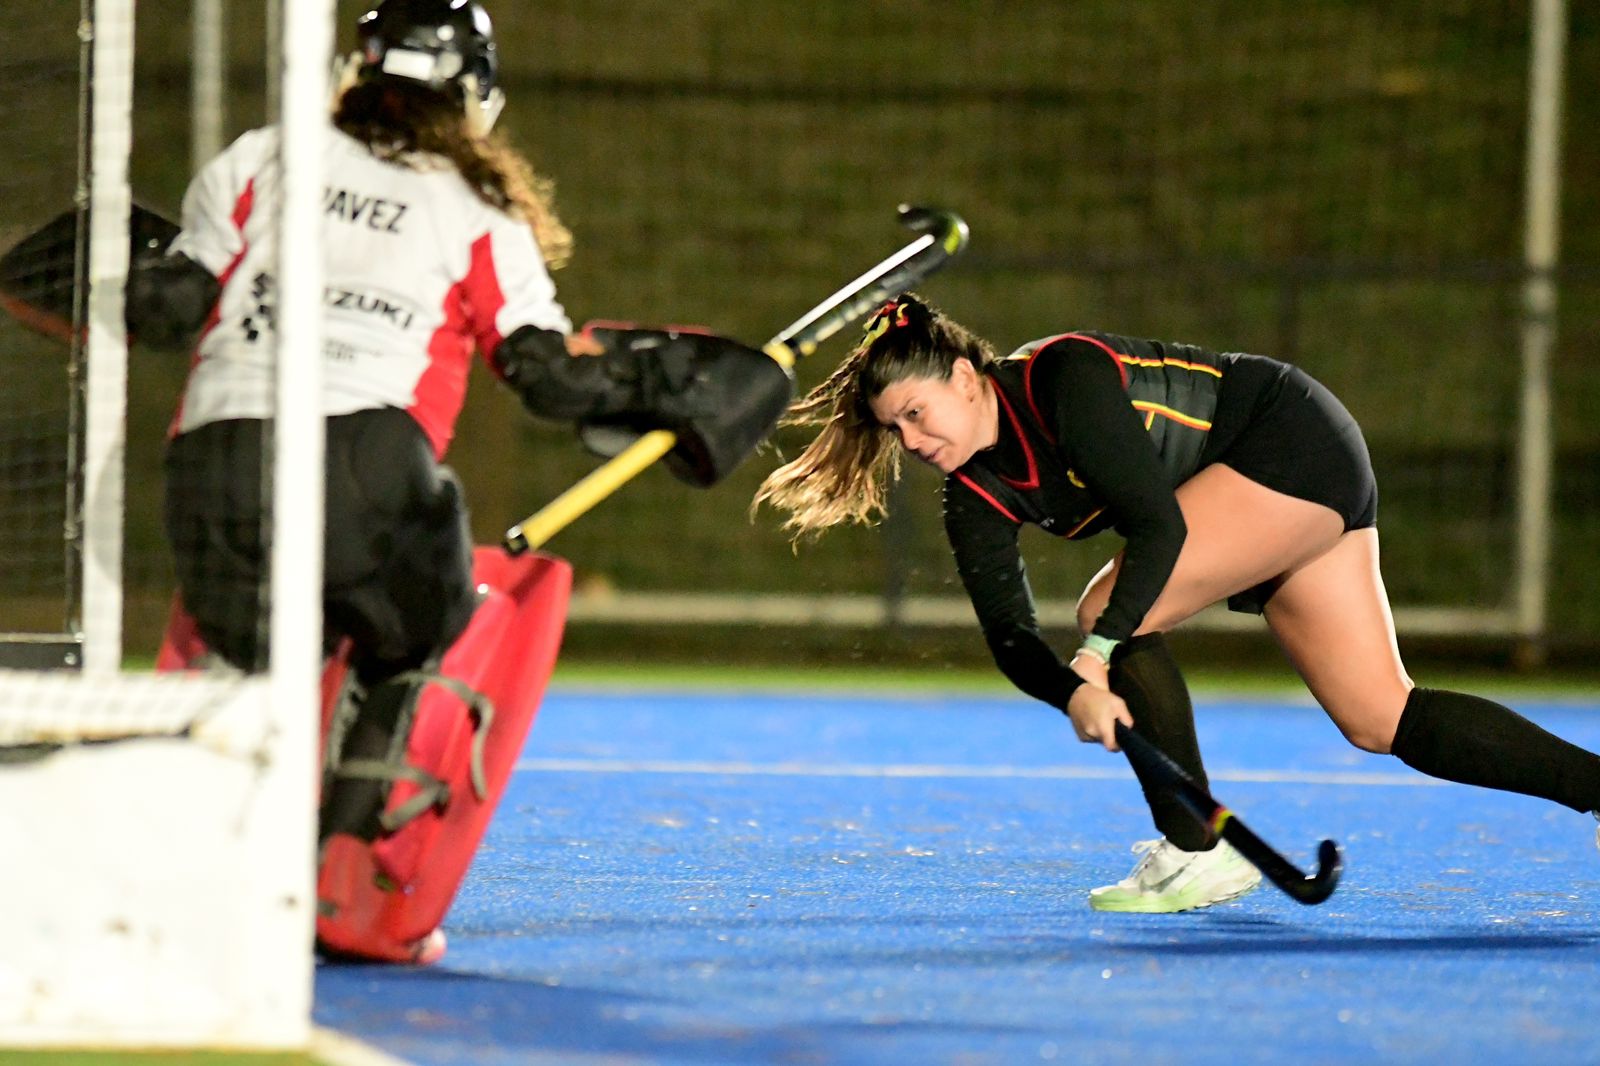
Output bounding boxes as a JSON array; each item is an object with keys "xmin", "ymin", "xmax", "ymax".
[{"xmin": 335, "ymin": 80, "xmax": 573, "ymax": 270}]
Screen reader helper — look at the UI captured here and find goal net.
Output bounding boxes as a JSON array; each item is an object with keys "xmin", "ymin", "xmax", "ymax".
[
  {"xmin": 444, "ymin": 1, "xmax": 1581, "ymax": 657},
  {"xmin": 0, "ymin": 2, "xmax": 84, "ymax": 667},
  {"xmin": 15, "ymin": 3, "xmax": 1585, "ymax": 672},
  {"xmin": 0, "ymin": 0, "xmax": 329, "ymax": 1050}
]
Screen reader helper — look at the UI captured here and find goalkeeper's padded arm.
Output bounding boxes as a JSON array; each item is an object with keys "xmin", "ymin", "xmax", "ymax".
[
  {"xmin": 1, "ymin": 204, "xmax": 187, "ymax": 344},
  {"xmin": 494, "ymin": 322, "xmax": 772, "ymax": 422},
  {"xmin": 125, "ymin": 252, "xmax": 221, "ymax": 349},
  {"xmin": 494, "ymin": 322, "xmax": 795, "ymax": 487},
  {"xmin": 492, "ymin": 324, "xmax": 649, "ymax": 421}
]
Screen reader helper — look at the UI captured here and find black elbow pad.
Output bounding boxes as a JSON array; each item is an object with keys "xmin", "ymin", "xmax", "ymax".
[
  {"xmin": 0, "ymin": 202, "xmax": 183, "ymax": 344},
  {"xmin": 125, "ymin": 253, "xmax": 220, "ymax": 348}
]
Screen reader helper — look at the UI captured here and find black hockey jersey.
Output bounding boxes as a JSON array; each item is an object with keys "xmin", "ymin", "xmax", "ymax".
[{"xmin": 951, "ymin": 331, "xmax": 1224, "ymax": 540}]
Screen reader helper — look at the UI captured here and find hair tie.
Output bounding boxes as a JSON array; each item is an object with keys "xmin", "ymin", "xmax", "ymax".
[{"xmin": 862, "ymin": 298, "xmax": 913, "ymax": 346}]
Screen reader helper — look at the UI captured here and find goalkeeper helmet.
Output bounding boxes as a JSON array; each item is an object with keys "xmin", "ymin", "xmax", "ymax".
[{"xmin": 345, "ymin": 0, "xmax": 505, "ymax": 135}]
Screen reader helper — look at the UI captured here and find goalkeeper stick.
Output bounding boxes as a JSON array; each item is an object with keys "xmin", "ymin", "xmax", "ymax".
[
  {"xmin": 503, "ymin": 204, "xmax": 969, "ymax": 555},
  {"xmin": 1114, "ymin": 721, "xmax": 1344, "ymax": 905}
]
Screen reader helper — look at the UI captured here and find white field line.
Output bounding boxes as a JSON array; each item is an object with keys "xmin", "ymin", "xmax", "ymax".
[{"xmin": 512, "ymin": 757, "xmax": 1445, "ymax": 788}]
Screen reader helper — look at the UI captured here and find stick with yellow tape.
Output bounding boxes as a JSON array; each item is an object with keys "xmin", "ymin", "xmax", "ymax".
[
  {"xmin": 503, "ymin": 204, "xmax": 969, "ymax": 555},
  {"xmin": 1113, "ymin": 721, "xmax": 1344, "ymax": 905}
]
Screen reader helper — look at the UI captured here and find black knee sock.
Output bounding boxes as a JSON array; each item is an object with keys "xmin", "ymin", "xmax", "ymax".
[
  {"xmin": 1110, "ymin": 633, "xmax": 1213, "ymax": 850},
  {"xmin": 1391, "ymin": 687, "xmax": 1600, "ymax": 814}
]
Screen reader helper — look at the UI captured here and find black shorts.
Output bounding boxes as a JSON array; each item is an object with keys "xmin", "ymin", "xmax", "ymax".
[
  {"xmin": 1197, "ymin": 356, "xmax": 1379, "ymax": 614},
  {"xmin": 164, "ymin": 406, "xmax": 476, "ymax": 677}
]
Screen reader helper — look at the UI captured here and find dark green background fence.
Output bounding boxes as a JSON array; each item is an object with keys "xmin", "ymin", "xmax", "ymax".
[{"xmin": 3, "ymin": 1, "xmax": 1598, "ymax": 664}]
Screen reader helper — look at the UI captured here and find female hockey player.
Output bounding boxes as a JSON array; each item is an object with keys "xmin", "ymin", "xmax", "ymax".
[
  {"xmin": 132, "ymin": 0, "xmax": 784, "ymax": 682},
  {"xmin": 754, "ymin": 293, "xmax": 1600, "ymax": 914},
  {"xmin": 128, "ymin": 0, "xmax": 788, "ymax": 962}
]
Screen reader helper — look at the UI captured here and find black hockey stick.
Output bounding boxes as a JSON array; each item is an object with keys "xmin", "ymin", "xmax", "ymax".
[
  {"xmin": 760, "ymin": 203, "xmax": 970, "ymax": 368},
  {"xmin": 503, "ymin": 204, "xmax": 969, "ymax": 554},
  {"xmin": 1113, "ymin": 721, "xmax": 1343, "ymax": 905}
]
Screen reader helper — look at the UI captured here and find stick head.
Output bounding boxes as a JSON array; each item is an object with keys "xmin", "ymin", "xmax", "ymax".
[
  {"xmin": 1299, "ymin": 839, "xmax": 1344, "ymax": 904},
  {"xmin": 897, "ymin": 204, "xmax": 971, "ymax": 257},
  {"xmin": 1279, "ymin": 839, "xmax": 1343, "ymax": 905},
  {"xmin": 770, "ymin": 203, "xmax": 971, "ymax": 356}
]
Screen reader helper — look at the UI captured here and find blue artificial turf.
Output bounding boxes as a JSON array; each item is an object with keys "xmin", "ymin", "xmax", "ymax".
[{"xmin": 315, "ymin": 689, "xmax": 1600, "ymax": 1065}]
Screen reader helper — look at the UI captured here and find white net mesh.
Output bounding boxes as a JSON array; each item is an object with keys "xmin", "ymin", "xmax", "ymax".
[{"xmin": 0, "ymin": 3, "xmax": 85, "ymax": 651}]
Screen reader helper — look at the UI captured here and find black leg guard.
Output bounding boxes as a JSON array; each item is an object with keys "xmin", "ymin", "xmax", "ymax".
[
  {"xmin": 318, "ymin": 675, "xmax": 417, "ymax": 845},
  {"xmin": 1391, "ymin": 687, "xmax": 1600, "ymax": 814},
  {"xmin": 1110, "ymin": 633, "xmax": 1214, "ymax": 850}
]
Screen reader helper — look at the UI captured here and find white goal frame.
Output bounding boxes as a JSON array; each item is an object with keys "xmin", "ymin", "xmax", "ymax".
[{"xmin": 0, "ymin": 0, "xmax": 332, "ymax": 1050}]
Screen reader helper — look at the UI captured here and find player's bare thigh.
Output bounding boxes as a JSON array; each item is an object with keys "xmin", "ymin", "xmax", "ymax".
[
  {"xmin": 1262, "ymin": 528, "xmax": 1413, "ymax": 752},
  {"xmin": 1075, "ymin": 463, "xmax": 1345, "ymax": 635}
]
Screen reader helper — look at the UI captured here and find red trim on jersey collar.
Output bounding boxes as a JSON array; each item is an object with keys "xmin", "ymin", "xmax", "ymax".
[
  {"xmin": 990, "ymin": 381, "xmax": 1040, "ymax": 491},
  {"xmin": 953, "ymin": 471, "xmax": 1022, "ymax": 524},
  {"xmin": 959, "ymin": 333, "xmax": 1132, "ymax": 529}
]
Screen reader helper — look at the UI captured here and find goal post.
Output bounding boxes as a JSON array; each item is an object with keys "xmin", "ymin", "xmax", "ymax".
[
  {"xmin": 1513, "ymin": 0, "xmax": 1567, "ymax": 659},
  {"xmin": 0, "ymin": 0, "xmax": 333, "ymax": 1050},
  {"xmin": 80, "ymin": 0, "xmax": 132, "ymax": 677}
]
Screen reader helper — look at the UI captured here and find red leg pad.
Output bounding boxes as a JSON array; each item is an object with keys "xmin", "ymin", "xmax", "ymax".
[
  {"xmin": 156, "ymin": 592, "xmax": 356, "ymax": 733},
  {"xmin": 154, "ymin": 593, "xmax": 209, "ymax": 673},
  {"xmin": 314, "ymin": 548, "xmax": 572, "ymax": 963}
]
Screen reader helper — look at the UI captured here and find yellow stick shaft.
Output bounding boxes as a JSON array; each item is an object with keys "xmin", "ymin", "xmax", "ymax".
[
  {"xmin": 503, "ymin": 339, "xmax": 800, "ymax": 554},
  {"xmin": 502, "ymin": 429, "xmax": 677, "ymax": 554}
]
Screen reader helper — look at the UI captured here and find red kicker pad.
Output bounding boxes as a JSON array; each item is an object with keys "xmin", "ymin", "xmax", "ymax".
[
  {"xmin": 315, "ymin": 547, "xmax": 572, "ymax": 963},
  {"xmin": 153, "ymin": 593, "xmax": 213, "ymax": 673},
  {"xmin": 157, "ymin": 597, "xmax": 361, "ymax": 696},
  {"xmin": 154, "ymin": 547, "xmax": 573, "ymax": 965}
]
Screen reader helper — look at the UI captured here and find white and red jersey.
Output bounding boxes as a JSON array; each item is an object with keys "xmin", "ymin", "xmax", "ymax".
[{"xmin": 168, "ymin": 124, "xmax": 571, "ymax": 456}]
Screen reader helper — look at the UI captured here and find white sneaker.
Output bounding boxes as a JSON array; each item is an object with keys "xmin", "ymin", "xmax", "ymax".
[{"xmin": 1089, "ymin": 837, "xmax": 1262, "ymax": 913}]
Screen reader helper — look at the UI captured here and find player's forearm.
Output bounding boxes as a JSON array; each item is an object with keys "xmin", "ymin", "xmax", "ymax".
[
  {"xmin": 1093, "ymin": 520, "xmax": 1185, "ymax": 643},
  {"xmin": 492, "ymin": 324, "xmax": 626, "ymax": 419},
  {"xmin": 984, "ymin": 623, "xmax": 1085, "ymax": 712}
]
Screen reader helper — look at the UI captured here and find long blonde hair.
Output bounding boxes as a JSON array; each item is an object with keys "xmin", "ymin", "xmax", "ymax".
[
  {"xmin": 334, "ymin": 80, "xmax": 574, "ymax": 270},
  {"xmin": 753, "ymin": 294, "xmax": 995, "ymax": 540}
]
